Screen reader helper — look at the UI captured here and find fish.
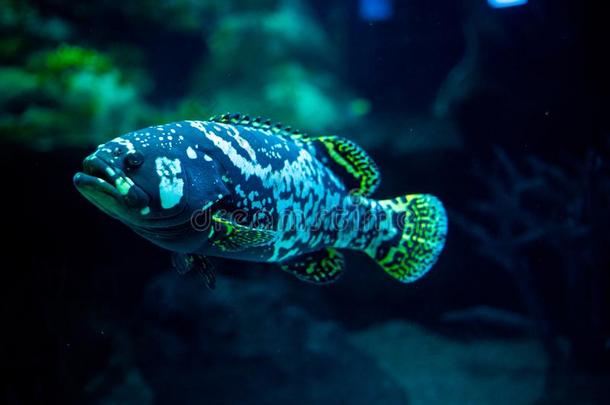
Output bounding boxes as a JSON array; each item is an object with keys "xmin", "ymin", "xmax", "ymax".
[{"xmin": 73, "ymin": 113, "xmax": 447, "ymax": 287}]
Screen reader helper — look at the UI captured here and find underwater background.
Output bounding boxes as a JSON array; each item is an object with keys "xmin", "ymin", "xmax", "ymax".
[{"xmin": 3, "ymin": 0, "xmax": 609, "ymax": 403}]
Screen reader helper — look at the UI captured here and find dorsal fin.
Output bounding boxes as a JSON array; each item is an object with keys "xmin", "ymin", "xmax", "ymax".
[
  {"xmin": 208, "ymin": 113, "xmax": 306, "ymax": 138},
  {"xmin": 208, "ymin": 113, "xmax": 380, "ymax": 196},
  {"xmin": 305, "ymin": 136, "xmax": 380, "ymax": 197}
]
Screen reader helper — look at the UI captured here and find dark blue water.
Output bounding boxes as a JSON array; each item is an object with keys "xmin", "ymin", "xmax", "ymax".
[{"xmin": 3, "ymin": 0, "xmax": 609, "ymax": 404}]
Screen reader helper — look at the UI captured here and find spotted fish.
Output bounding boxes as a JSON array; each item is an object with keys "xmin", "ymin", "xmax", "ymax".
[{"xmin": 73, "ymin": 114, "xmax": 447, "ymax": 287}]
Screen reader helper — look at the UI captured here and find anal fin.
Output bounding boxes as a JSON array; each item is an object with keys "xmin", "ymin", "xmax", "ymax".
[{"xmin": 279, "ymin": 248, "xmax": 344, "ymax": 284}]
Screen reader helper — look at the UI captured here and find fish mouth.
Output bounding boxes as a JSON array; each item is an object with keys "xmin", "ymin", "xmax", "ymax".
[{"xmin": 74, "ymin": 156, "xmax": 149, "ymax": 215}]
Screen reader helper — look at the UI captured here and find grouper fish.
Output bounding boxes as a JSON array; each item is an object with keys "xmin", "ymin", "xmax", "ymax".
[{"xmin": 73, "ymin": 114, "xmax": 447, "ymax": 287}]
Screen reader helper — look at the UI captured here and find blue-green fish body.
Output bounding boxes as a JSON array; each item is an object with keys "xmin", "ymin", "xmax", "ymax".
[{"xmin": 74, "ymin": 114, "xmax": 447, "ymax": 285}]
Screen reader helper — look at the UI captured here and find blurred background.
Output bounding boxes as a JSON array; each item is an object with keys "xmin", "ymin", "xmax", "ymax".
[{"xmin": 2, "ymin": 0, "xmax": 609, "ymax": 403}]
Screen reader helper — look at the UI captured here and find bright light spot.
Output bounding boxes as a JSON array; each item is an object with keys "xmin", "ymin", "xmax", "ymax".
[
  {"xmin": 487, "ymin": 0, "xmax": 528, "ymax": 8},
  {"xmin": 359, "ymin": 0, "xmax": 393, "ymax": 22}
]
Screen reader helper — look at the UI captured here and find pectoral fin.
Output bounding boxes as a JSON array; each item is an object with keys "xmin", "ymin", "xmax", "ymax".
[
  {"xmin": 209, "ymin": 214, "xmax": 276, "ymax": 252},
  {"xmin": 279, "ymin": 248, "xmax": 344, "ymax": 284}
]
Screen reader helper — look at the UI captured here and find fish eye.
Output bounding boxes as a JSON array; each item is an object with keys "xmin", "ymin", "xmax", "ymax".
[{"xmin": 125, "ymin": 152, "xmax": 144, "ymax": 168}]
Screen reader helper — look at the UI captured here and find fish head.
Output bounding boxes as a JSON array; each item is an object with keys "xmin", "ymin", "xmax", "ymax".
[
  {"xmin": 73, "ymin": 126, "xmax": 230, "ymax": 242},
  {"xmin": 73, "ymin": 132, "xmax": 192, "ymax": 227}
]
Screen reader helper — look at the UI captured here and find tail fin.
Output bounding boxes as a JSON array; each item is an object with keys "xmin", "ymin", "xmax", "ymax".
[{"xmin": 366, "ymin": 194, "xmax": 447, "ymax": 283}]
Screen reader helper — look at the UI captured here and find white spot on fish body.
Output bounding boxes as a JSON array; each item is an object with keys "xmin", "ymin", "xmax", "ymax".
[
  {"xmin": 115, "ymin": 177, "xmax": 132, "ymax": 195},
  {"xmin": 189, "ymin": 121, "xmax": 206, "ymax": 132},
  {"xmin": 140, "ymin": 206, "xmax": 150, "ymax": 215},
  {"xmin": 186, "ymin": 147, "xmax": 197, "ymax": 159},
  {"xmin": 215, "ymin": 123, "xmax": 257, "ymax": 161},
  {"xmin": 114, "ymin": 137, "xmax": 137, "ymax": 154},
  {"xmin": 155, "ymin": 157, "xmax": 184, "ymax": 209},
  {"xmin": 203, "ymin": 154, "xmax": 212, "ymax": 161}
]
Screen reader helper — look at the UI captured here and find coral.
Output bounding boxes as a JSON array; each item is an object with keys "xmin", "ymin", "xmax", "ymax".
[
  {"xmin": 453, "ymin": 147, "xmax": 610, "ymax": 370},
  {"xmin": 0, "ymin": 67, "xmax": 38, "ymax": 103},
  {"xmin": 28, "ymin": 45, "xmax": 113, "ymax": 74},
  {"xmin": 191, "ymin": 0, "xmax": 364, "ymax": 132},
  {"xmin": 0, "ymin": 0, "xmax": 370, "ymax": 149},
  {"xmin": 453, "ymin": 148, "xmax": 592, "ymax": 271},
  {"xmin": 0, "ymin": 0, "xmax": 460, "ymax": 154},
  {"xmin": 0, "ymin": 0, "xmax": 72, "ymax": 45},
  {"xmin": 0, "ymin": 45, "xmax": 149, "ymax": 149},
  {"xmin": 64, "ymin": 0, "xmax": 281, "ymax": 32}
]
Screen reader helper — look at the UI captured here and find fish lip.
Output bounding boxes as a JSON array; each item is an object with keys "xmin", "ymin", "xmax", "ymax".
[
  {"xmin": 77, "ymin": 155, "xmax": 124, "ymax": 197},
  {"xmin": 82, "ymin": 155, "xmax": 120, "ymax": 185},
  {"xmin": 73, "ymin": 155, "xmax": 139, "ymax": 204},
  {"xmin": 73, "ymin": 154, "xmax": 150, "ymax": 217},
  {"xmin": 73, "ymin": 172, "xmax": 123, "ymax": 200},
  {"xmin": 73, "ymin": 171, "xmax": 124, "ymax": 220}
]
